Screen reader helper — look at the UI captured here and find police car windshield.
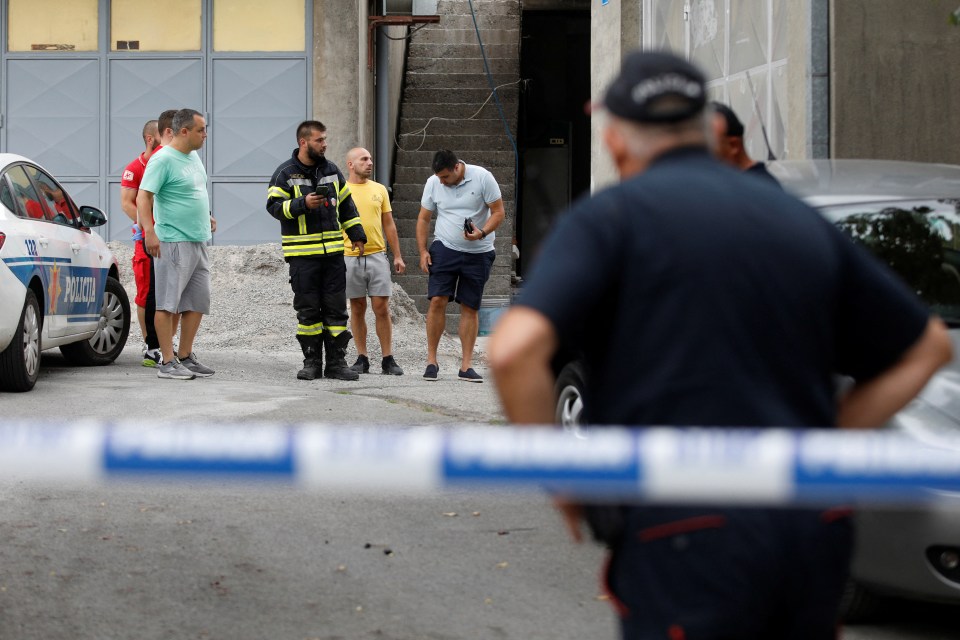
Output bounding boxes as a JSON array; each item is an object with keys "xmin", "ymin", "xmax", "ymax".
[{"xmin": 824, "ymin": 199, "xmax": 960, "ymax": 327}]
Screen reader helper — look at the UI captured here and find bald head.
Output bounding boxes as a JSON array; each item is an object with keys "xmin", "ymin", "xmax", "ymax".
[
  {"xmin": 142, "ymin": 119, "xmax": 160, "ymax": 153},
  {"xmin": 346, "ymin": 147, "xmax": 374, "ymax": 183}
]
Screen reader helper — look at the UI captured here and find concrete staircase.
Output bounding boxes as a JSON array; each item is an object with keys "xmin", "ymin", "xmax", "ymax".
[{"xmin": 390, "ymin": 0, "xmax": 520, "ymax": 330}]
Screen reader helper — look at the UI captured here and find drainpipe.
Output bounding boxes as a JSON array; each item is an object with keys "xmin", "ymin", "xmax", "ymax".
[{"xmin": 375, "ymin": 26, "xmax": 389, "ymax": 184}]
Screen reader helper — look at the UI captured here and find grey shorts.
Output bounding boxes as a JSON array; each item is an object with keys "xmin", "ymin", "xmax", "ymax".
[
  {"xmin": 345, "ymin": 251, "xmax": 393, "ymax": 299},
  {"xmin": 154, "ymin": 241, "xmax": 211, "ymax": 314}
]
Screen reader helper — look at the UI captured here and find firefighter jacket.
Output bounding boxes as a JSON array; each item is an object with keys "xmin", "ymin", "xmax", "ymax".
[{"xmin": 266, "ymin": 150, "xmax": 367, "ymax": 259}]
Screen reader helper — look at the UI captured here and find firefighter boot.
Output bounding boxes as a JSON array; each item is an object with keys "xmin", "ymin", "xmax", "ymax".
[
  {"xmin": 323, "ymin": 331, "xmax": 359, "ymax": 381},
  {"xmin": 296, "ymin": 339, "xmax": 323, "ymax": 380}
]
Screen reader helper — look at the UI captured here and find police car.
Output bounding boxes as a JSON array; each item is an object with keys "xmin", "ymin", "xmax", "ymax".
[{"xmin": 0, "ymin": 154, "xmax": 130, "ymax": 392}]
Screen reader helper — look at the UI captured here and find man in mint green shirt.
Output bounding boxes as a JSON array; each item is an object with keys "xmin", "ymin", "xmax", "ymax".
[{"xmin": 138, "ymin": 108, "xmax": 217, "ymax": 381}]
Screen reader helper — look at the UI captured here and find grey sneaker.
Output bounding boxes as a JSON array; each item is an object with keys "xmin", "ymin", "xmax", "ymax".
[
  {"xmin": 157, "ymin": 360, "xmax": 196, "ymax": 380},
  {"xmin": 178, "ymin": 353, "xmax": 215, "ymax": 377}
]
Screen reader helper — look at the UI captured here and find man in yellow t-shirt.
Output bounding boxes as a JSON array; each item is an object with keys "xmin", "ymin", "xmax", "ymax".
[{"xmin": 343, "ymin": 147, "xmax": 406, "ymax": 375}]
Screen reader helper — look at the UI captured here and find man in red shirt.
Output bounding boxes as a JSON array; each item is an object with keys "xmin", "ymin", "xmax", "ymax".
[
  {"xmin": 121, "ymin": 119, "xmax": 161, "ymax": 365},
  {"xmin": 121, "ymin": 110, "xmax": 178, "ymax": 366}
]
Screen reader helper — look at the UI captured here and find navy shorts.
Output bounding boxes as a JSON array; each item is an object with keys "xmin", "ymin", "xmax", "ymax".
[
  {"xmin": 607, "ymin": 506, "xmax": 853, "ymax": 640},
  {"xmin": 427, "ymin": 240, "xmax": 495, "ymax": 310}
]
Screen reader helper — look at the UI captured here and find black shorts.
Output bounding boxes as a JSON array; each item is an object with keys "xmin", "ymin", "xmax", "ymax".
[
  {"xmin": 607, "ymin": 506, "xmax": 853, "ymax": 640},
  {"xmin": 426, "ymin": 240, "xmax": 495, "ymax": 310}
]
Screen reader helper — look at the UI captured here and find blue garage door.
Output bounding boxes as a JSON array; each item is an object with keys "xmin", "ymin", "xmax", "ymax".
[{"xmin": 210, "ymin": 58, "xmax": 307, "ymax": 245}]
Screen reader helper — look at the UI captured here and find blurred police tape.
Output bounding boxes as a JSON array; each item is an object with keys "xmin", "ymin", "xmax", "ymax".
[{"xmin": 3, "ymin": 421, "xmax": 960, "ymax": 505}]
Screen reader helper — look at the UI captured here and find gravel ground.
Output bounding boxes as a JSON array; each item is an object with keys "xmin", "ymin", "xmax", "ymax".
[{"xmin": 109, "ymin": 242, "xmax": 470, "ymax": 372}]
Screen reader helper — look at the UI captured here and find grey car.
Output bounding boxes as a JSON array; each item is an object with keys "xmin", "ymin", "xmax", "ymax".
[{"xmin": 553, "ymin": 159, "xmax": 960, "ymax": 620}]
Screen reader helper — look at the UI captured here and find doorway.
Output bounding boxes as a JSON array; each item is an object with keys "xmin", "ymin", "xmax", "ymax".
[{"xmin": 517, "ymin": 8, "xmax": 590, "ymax": 278}]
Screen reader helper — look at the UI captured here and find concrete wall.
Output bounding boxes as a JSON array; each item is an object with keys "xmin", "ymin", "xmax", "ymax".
[
  {"xmin": 782, "ymin": 0, "xmax": 827, "ymax": 160},
  {"xmin": 313, "ymin": 0, "xmax": 371, "ymax": 170},
  {"xmin": 310, "ymin": 3, "xmax": 415, "ymax": 177},
  {"xmin": 589, "ymin": 0, "xmax": 640, "ymax": 191},
  {"xmin": 831, "ymin": 0, "xmax": 960, "ymax": 162}
]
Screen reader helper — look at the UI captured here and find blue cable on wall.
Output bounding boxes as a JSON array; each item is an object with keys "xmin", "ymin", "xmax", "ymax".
[{"xmin": 467, "ymin": 0, "xmax": 520, "ymax": 214}]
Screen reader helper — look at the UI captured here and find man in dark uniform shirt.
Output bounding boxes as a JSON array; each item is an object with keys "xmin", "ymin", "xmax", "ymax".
[
  {"xmin": 712, "ymin": 101, "xmax": 779, "ymax": 184},
  {"xmin": 490, "ymin": 51, "xmax": 952, "ymax": 639}
]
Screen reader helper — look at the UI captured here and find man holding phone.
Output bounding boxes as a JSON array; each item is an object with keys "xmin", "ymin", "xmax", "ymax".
[
  {"xmin": 266, "ymin": 120, "xmax": 367, "ymax": 381},
  {"xmin": 416, "ymin": 150, "xmax": 505, "ymax": 382}
]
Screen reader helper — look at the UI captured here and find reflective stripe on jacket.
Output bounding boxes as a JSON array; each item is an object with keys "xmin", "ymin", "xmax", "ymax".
[{"xmin": 266, "ymin": 149, "xmax": 366, "ymax": 259}]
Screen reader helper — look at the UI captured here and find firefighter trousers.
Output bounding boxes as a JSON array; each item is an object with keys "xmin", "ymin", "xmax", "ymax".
[{"xmin": 288, "ymin": 255, "xmax": 349, "ymax": 356}]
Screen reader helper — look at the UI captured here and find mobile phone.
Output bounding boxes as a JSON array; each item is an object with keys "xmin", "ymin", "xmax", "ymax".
[{"xmin": 463, "ymin": 218, "xmax": 475, "ymax": 234}]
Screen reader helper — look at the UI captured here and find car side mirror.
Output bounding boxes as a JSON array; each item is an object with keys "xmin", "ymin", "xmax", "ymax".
[{"xmin": 79, "ymin": 206, "xmax": 106, "ymax": 228}]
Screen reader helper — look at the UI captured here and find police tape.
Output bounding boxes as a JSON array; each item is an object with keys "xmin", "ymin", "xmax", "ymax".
[{"xmin": 3, "ymin": 421, "xmax": 960, "ymax": 505}]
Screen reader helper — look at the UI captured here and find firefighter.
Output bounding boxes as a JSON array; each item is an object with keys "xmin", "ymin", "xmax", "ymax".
[{"xmin": 266, "ymin": 120, "xmax": 367, "ymax": 380}]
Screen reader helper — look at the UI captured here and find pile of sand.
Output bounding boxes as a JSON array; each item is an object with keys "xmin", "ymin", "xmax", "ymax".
[{"xmin": 109, "ymin": 242, "xmax": 466, "ymax": 369}]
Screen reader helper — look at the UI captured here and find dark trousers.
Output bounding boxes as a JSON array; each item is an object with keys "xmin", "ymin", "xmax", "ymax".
[
  {"xmin": 288, "ymin": 255, "xmax": 348, "ymax": 353},
  {"xmin": 608, "ymin": 506, "xmax": 853, "ymax": 640},
  {"xmin": 137, "ymin": 240, "xmax": 159, "ymax": 350}
]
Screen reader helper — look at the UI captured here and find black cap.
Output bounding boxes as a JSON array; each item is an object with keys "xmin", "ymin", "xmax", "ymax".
[
  {"xmin": 602, "ymin": 50, "xmax": 707, "ymax": 123},
  {"xmin": 711, "ymin": 101, "xmax": 745, "ymax": 137}
]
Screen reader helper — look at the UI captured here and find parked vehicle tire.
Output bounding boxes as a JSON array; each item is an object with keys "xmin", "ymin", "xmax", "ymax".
[
  {"xmin": 0, "ymin": 289, "xmax": 41, "ymax": 392},
  {"xmin": 555, "ymin": 360, "xmax": 587, "ymax": 436},
  {"xmin": 60, "ymin": 276, "xmax": 130, "ymax": 366}
]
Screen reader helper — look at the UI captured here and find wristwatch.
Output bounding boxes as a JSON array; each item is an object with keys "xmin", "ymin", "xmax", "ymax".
[{"xmin": 479, "ymin": 228, "xmax": 487, "ymax": 239}]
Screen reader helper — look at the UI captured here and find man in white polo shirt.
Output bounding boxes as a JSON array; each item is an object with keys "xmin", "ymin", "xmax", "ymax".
[{"xmin": 416, "ymin": 150, "xmax": 505, "ymax": 382}]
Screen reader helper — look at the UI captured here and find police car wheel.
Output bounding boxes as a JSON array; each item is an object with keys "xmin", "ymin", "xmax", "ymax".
[
  {"xmin": 555, "ymin": 360, "xmax": 587, "ymax": 437},
  {"xmin": 60, "ymin": 276, "xmax": 130, "ymax": 366},
  {"xmin": 0, "ymin": 288, "xmax": 41, "ymax": 392}
]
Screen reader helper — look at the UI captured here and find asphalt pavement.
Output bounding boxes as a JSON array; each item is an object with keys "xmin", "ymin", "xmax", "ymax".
[{"xmin": 0, "ymin": 345, "xmax": 618, "ymax": 640}]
